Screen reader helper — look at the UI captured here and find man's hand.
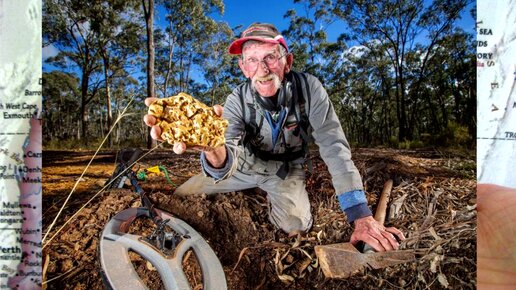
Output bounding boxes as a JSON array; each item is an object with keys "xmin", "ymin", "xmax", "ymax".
[
  {"xmin": 143, "ymin": 97, "xmax": 227, "ymax": 167},
  {"xmin": 478, "ymin": 183, "xmax": 516, "ymax": 289},
  {"xmin": 350, "ymin": 215, "xmax": 405, "ymax": 252}
]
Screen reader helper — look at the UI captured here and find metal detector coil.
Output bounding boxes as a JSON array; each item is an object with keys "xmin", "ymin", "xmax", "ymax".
[{"xmin": 100, "ymin": 207, "xmax": 227, "ymax": 290}]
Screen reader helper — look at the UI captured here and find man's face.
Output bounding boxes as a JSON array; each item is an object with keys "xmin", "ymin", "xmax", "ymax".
[{"xmin": 238, "ymin": 42, "xmax": 293, "ymax": 97}]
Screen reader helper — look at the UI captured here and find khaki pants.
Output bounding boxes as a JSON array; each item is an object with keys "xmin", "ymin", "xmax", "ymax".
[{"xmin": 175, "ymin": 161, "xmax": 313, "ymax": 234}]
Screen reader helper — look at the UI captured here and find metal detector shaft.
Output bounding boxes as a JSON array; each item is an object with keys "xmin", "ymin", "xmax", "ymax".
[
  {"xmin": 127, "ymin": 169, "xmax": 161, "ymax": 222},
  {"xmin": 108, "ymin": 148, "xmax": 161, "ymax": 222},
  {"xmin": 106, "ymin": 148, "xmax": 143, "ymax": 189}
]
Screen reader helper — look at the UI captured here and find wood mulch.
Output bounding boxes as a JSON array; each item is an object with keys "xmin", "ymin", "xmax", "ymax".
[{"xmin": 42, "ymin": 148, "xmax": 476, "ymax": 289}]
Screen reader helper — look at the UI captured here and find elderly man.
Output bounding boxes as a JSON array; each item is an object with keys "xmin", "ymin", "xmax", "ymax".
[{"xmin": 144, "ymin": 23, "xmax": 404, "ymax": 251}]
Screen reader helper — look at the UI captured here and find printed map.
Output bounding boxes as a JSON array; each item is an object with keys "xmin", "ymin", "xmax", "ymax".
[
  {"xmin": 477, "ymin": 0, "xmax": 516, "ymax": 188},
  {"xmin": 0, "ymin": 0, "xmax": 42, "ymax": 289}
]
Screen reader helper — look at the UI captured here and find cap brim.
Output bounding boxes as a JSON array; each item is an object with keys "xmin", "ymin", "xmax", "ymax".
[{"xmin": 228, "ymin": 36, "xmax": 288, "ymax": 55}]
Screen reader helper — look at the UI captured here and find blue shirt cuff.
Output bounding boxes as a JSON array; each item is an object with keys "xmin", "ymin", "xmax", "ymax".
[
  {"xmin": 337, "ymin": 190, "xmax": 367, "ymax": 209},
  {"xmin": 343, "ymin": 203, "xmax": 372, "ymax": 223},
  {"xmin": 200, "ymin": 146, "xmax": 232, "ymax": 180},
  {"xmin": 337, "ymin": 190, "xmax": 372, "ymax": 223}
]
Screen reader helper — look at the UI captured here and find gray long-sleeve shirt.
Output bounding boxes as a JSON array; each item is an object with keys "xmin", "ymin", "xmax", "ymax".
[{"xmin": 201, "ymin": 71, "xmax": 371, "ymax": 221}]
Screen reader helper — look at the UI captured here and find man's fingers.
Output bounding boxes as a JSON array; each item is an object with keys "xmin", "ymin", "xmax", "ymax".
[
  {"xmin": 143, "ymin": 115, "xmax": 156, "ymax": 127},
  {"xmin": 352, "ymin": 234, "xmax": 387, "ymax": 252},
  {"xmin": 145, "ymin": 97, "xmax": 159, "ymax": 107},
  {"xmin": 174, "ymin": 144, "xmax": 221, "ymax": 154},
  {"xmin": 351, "ymin": 229, "xmax": 404, "ymax": 252},
  {"xmin": 351, "ymin": 232, "xmax": 388, "ymax": 252},
  {"xmin": 381, "ymin": 230, "xmax": 400, "ymax": 250},
  {"xmin": 352, "ymin": 234, "xmax": 399, "ymax": 252},
  {"xmin": 150, "ymin": 125, "xmax": 162, "ymax": 140},
  {"xmin": 375, "ymin": 232, "xmax": 394, "ymax": 251},
  {"xmin": 173, "ymin": 142, "xmax": 187, "ymax": 154},
  {"xmin": 213, "ymin": 105, "xmax": 224, "ymax": 117},
  {"xmin": 385, "ymin": 226, "xmax": 406, "ymax": 241}
]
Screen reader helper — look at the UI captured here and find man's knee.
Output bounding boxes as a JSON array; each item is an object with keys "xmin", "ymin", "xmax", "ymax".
[
  {"xmin": 265, "ymin": 184, "xmax": 312, "ymax": 234},
  {"xmin": 271, "ymin": 213, "xmax": 313, "ymax": 234}
]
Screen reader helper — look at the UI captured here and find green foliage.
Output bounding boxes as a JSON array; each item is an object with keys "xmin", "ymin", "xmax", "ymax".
[
  {"xmin": 43, "ymin": 71, "xmax": 80, "ymax": 142},
  {"xmin": 43, "ymin": 139, "xmax": 82, "ymax": 150},
  {"xmin": 388, "ymin": 136, "xmax": 399, "ymax": 148},
  {"xmin": 153, "ymin": 0, "xmax": 229, "ymax": 98},
  {"xmin": 324, "ymin": 0, "xmax": 475, "ymax": 143},
  {"xmin": 388, "ymin": 121, "xmax": 471, "ymax": 150},
  {"xmin": 435, "ymin": 121, "xmax": 472, "ymax": 148},
  {"xmin": 397, "ymin": 139, "xmax": 425, "ymax": 150}
]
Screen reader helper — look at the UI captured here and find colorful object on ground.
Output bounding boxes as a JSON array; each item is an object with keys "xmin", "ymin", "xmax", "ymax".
[{"xmin": 137, "ymin": 165, "xmax": 176, "ymax": 186}]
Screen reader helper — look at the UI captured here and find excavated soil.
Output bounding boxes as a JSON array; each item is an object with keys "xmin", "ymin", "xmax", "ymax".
[{"xmin": 42, "ymin": 148, "xmax": 476, "ymax": 289}]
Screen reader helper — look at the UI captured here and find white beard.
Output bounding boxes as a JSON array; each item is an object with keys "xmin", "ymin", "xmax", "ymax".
[{"xmin": 251, "ymin": 73, "xmax": 282, "ymax": 96}]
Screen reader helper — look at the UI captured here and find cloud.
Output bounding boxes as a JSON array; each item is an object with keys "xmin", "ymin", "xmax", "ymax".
[{"xmin": 42, "ymin": 44, "xmax": 59, "ymax": 61}]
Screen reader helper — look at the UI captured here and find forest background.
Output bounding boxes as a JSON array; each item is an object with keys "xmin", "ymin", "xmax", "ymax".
[{"xmin": 42, "ymin": 0, "xmax": 476, "ymax": 151}]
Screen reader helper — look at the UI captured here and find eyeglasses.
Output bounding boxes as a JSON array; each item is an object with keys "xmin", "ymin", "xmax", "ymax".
[{"xmin": 243, "ymin": 53, "xmax": 288, "ymax": 71}]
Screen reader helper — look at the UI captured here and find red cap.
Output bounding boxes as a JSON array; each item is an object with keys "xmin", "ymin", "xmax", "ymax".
[{"xmin": 228, "ymin": 23, "xmax": 289, "ymax": 55}]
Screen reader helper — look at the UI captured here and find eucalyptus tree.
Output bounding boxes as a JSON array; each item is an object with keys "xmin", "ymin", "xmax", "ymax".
[
  {"xmin": 283, "ymin": 0, "xmax": 335, "ymax": 79},
  {"xmin": 42, "ymin": 71, "xmax": 80, "ymax": 143},
  {"xmin": 142, "ymin": 0, "xmax": 155, "ymax": 99},
  {"xmin": 442, "ymin": 30, "xmax": 475, "ymax": 140},
  {"xmin": 43, "ymin": 0, "xmax": 104, "ymax": 141},
  {"xmin": 154, "ymin": 0, "xmax": 225, "ymax": 98},
  {"xmin": 335, "ymin": 41, "xmax": 396, "ymax": 145},
  {"xmin": 197, "ymin": 22, "xmax": 237, "ymax": 105},
  {"xmin": 44, "ymin": 0, "xmax": 147, "ymax": 145},
  {"xmin": 88, "ymin": 0, "xmax": 143, "ymax": 146},
  {"xmin": 283, "ymin": 1, "xmax": 398, "ymax": 145},
  {"xmin": 330, "ymin": 0, "xmax": 474, "ymax": 142},
  {"xmin": 412, "ymin": 28, "xmax": 476, "ymax": 145},
  {"xmin": 141, "ymin": 0, "xmax": 156, "ymax": 148}
]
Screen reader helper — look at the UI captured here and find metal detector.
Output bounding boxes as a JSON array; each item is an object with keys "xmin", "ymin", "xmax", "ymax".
[{"xmin": 99, "ymin": 149, "xmax": 227, "ymax": 290}]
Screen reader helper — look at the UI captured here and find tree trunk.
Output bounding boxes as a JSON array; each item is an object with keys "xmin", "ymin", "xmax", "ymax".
[
  {"xmin": 397, "ymin": 65, "xmax": 409, "ymax": 142},
  {"xmin": 163, "ymin": 17, "xmax": 176, "ymax": 98},
  {"xmin": 80, "ymin": 70, "xmax": 90, "ymax": 142},
  {"xmin": 185, "ymin": 54, "xmax": 193, "ymax": 91},
  {"xmin": 179, "ymin": 52, "xmax": 184, "ymax": 92},
  {"xmin": 101, "ymin": 48, "xmax": 113, "ymax": 147},
  {"xmin": 99, "ymin": 104, "xmax": 104, "ymax": 138},
  {"xmin": 142, "ymin": 0, "xmax": 157, "ymax": 149}
]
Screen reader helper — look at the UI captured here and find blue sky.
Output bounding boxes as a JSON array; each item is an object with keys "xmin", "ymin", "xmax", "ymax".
[
  {"xmin": 211, "ymin": 0, "xmax": 476, "ymax": 42},
  {"xmin": 214, "ymin": 0, "xmax": 300, "ymax": 32},
  {"xmin": 213, "ymin": 0, "xmax": 348, "ymax": 42}
]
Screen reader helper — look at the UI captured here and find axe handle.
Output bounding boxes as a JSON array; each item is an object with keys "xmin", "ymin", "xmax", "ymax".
[
  {"xmin": 363, "ymin": 179, "xmax": 394, "ymax": 254},
  {"xmin": 375, "ymin": 179, "xmax": 393, "ymax": 225}
]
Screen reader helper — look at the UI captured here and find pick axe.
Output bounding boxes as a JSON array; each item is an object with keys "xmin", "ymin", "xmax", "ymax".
[{"xmin": 314, "ymin": 179, "xmax": 415, "ymax": 279}]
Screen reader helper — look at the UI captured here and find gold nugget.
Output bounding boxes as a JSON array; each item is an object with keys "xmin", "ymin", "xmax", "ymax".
[{"xmin": 148, "ymin": 93, "xmax": 228, "ymax": 147}]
